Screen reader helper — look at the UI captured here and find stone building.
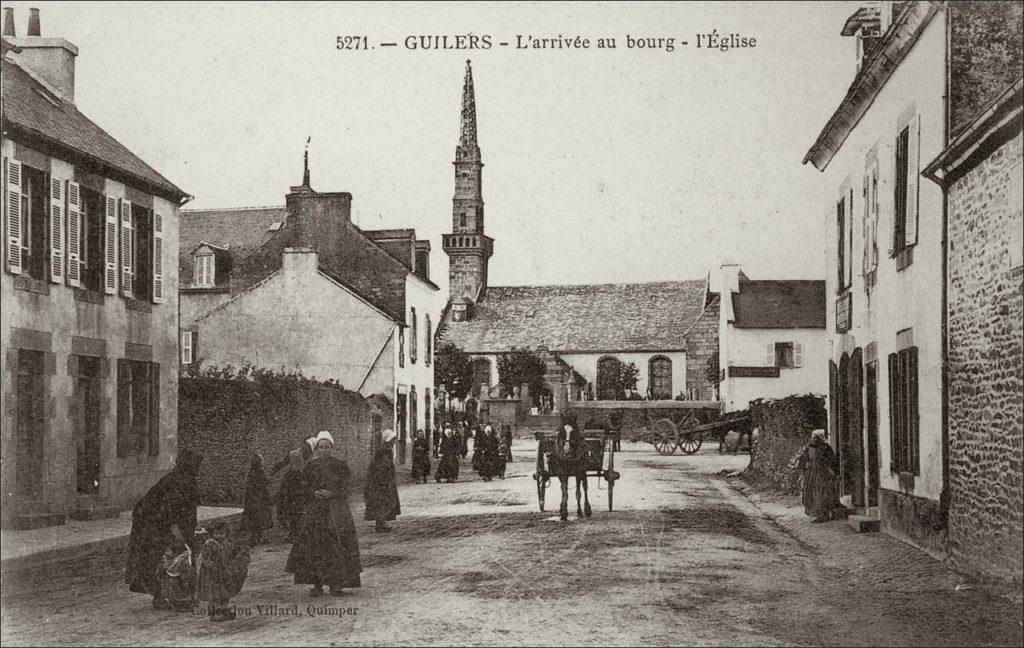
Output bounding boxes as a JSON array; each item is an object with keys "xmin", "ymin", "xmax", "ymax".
[
  {"xmin": 923, "ymin": 77, "xmax": 1023, "ymax": 584},
  {"xmin": 803, "ymin": 1, "xmax": 1022, "ymax": 556},
  {"xmin": 179, "ymin": 157, "xmax": 439, "ymax": 464},
  {"xmin": 1, "ymin": 10, "xmax": 190, "ymax": 528},
  {"xmin": 716, "ymin": 263, "xmax": 828, "ymax": 413},
  {"xmin": 437, "ymin": 62, "xmax": 722, "ymax": 421}
]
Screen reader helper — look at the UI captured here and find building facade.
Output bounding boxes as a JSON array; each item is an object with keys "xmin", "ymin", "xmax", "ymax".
[
  {"xmin": 804, "ymin": 0, "xmax": 1022, "ymax": 556},
  {"xmin": 924, "ymin": 77, "xmax": 1023, "ymax": 584},
  {"xmin": 179, "ymin": 164, "xmax": 439, "ymax": 464},
  {"xmin": 1, "ymin": 10, "xmax": 189, "ymax": 528}
]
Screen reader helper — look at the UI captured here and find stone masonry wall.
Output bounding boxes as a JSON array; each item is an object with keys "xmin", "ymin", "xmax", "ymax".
[
  {"xmin": 686, "ymin": 297, "xmax": 720, "ymax": 400},
  {"xmin": 178, "ymin": 377, "xmax": 378, "ymax": 506},
  {"xmin": 946, "ymin": 131, "xmax": 1023, "ymax": 584}
]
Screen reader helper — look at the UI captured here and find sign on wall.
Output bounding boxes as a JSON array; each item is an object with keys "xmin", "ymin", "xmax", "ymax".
[{"xmin": 728, "ymin": 366, "xmax": 780, "ymax": 378}]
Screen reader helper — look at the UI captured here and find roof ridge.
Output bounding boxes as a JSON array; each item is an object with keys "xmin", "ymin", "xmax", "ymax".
[
  {"xmin": 181, "ymin": 205, "xmax": 286, "ymax": 214},
  {"xmin": 487, "ymin": 279, "xmax": 705, "ymax": 291}
]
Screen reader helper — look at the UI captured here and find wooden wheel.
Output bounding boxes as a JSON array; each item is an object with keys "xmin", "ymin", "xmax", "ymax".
[
  {"xmin": 652, "ymin": 418, "xmax": 678, "ymax": 455},
  {"xmin": 679, "ymin": 434, "xmax": 703, "ymax": 454}
]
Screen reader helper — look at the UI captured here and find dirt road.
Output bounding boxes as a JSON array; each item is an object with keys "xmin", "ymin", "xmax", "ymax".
[{"xmin": 2, "ymin": 441, "xmax": 1021, "ymax": 646}]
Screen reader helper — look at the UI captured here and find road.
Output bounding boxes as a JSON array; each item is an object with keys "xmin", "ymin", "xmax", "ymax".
[{"xmin": 2, "ymin": 440, "xmax": 1021, "ymax": 647}]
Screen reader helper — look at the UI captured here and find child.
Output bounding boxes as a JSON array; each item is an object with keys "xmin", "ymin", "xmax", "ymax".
[
  {"xmin": 241, "ymin": 453, "xmax": 273, "ymax": 545},
  {"xmin": 411, "ymin": 429, "xmax": 431, "ymax": 484},
  {"xmin": 154, "ymin": 537, "xmax": 195, "ymax": 612},
  {"xmin": 196, "ymin": 521, "xmax": 251, "ymax": 622},
  {"xmin": 497, "ymin": 435, "xmax": 512, "ymax": 479}
]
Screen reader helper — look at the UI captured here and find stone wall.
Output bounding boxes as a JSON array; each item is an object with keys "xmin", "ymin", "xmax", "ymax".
[
  {"xmin": 178, "ymin": 377, "xmax": 382, "ymax": 506},
  {"xmin": 946, "ymin": 131, "xmax": 1023, "ymax": 583},
  {"xmin": 748, "ymin": 395, "xmax": 828, "ymax": 495},
  {"xmin": 685, "ymin": 296, "xmax": 720, "ymax": 400}
]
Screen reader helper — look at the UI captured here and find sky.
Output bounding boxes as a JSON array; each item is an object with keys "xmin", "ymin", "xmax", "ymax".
[{"xmin": 4, "ymin": 1, "xmax": 862, "ymax": 300}]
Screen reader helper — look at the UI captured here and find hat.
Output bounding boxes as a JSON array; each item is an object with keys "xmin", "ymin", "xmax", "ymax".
[
  {"xmin": 315, "ymin": 430, "xmax": 335, "ymax": 447},
  {"xmin": 381, "ymin": 428, "xmax": 398, "ymax": 444},
  {"xmin": 305, "ymin": 436, "xmax": 317, "ymax": 451},
  {"xmin": 811, "ymin": 429, "xmax": 827, "ymax": 440}
]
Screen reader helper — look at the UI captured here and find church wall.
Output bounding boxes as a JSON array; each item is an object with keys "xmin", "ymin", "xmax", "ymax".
[{"xmin": 559, "ymin": 351, "xmax": 687, "ymax": 399}]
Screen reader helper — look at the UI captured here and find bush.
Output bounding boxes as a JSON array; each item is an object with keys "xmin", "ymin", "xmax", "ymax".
[{"xmin": 747, "ymin": 394, "xmax": 827, "ymax": 494}]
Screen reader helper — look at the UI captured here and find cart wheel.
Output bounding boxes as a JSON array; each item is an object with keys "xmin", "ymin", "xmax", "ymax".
[
  {"xmin": 679, "ymin": 436, "xmax": 703, "ymax": 454},
  {"xmin": 652, "ymin": 418, "xmax": 678, "ymax": 455},
  {"xmin": 536, "ymin": 475, "xmax": 547, "ymax": 511}
]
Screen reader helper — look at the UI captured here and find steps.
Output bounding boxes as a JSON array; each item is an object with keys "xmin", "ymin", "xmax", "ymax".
[
  {"xmin": 848, "ymin": 514, "xmax": 881, "ymax": 533},
  {"xmin": 12, "ymin": 500, "xmax": 65, "ymax": 530}
]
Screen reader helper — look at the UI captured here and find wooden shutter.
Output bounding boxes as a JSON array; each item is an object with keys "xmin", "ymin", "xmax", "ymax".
[
  {"xmin": 870, "ymin": 163, "xmax": 880, "ymax": 270},
  {"xmin": 836, "ymin": 198, "xmax": 845, "ymax": 289},
  {"xmin": 905, "ymin": 115, "xmax": 920, "ymax": 247},
  {"xmin": 829, "ymin": 360, "xmax": 839, "ymax": 440},
  {"xmin": 49, "ymin": 177, "xmax": 64, "ymax": 283},
  {"xmin": 120, "ymin": 199, "xmax": 133, "ymax": 296},
  {"xmin": 152, "ymin": 211, "xmax": 164, "ymax": 303},
  {"xmin": 846, "ymin": 189, "xmax": 854, "ymax": 287},
  {"xmin": 104, "ymin": 196, "xmax": 118, "ymax": 294},
  {"xmin": 116, "ymin": 359, "xmax": 129, "ymax": 457},
  {"xmin": 862, "ymin": 174, "xmax": 871, "ymax": 276},
  {"xmin": 66, "ymin": 181, "xmax": 83, "ymax": 287},
  {"xmin": 181, "ymin": 331, "xmax": 192, "ymax": 365},
  {"xmin": 5, "ymin": 158, "xmax": 23, "ymax": 274},
  {"xmin": 887, "ymin": 353, "xmax": 899, "ymax": 473},
  {"xmin": 765, "ymin": 343, "xmax": 775, "ymax": 366},
  {"xmin": 794, "ymin": 344, "xmax": 803, "ymax": 368},
  {"xmin": 148, "ymin": 363, "xmax": 160, "ymax": 456},
  {"xmin": 907, "ymin": 347, "xmax": 919, "ymax": 474}
]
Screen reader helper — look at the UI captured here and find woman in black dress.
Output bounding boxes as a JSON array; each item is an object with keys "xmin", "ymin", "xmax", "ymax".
[
  {"xmin": 240, "ymin": 453, "xmax": 273, "ymax": 544},
  {"xmin": 125, "ymin": 450, "xmax": 202, "ymax": 608},
  {"xmin": 410, "ymin": 429, "xmax": 431, "ymax": 484},
  {"xmin": 285, "ymin": 431, "xmax": 362, "ymax": 597},
  {"xmin": 435, "ymin": 427, "xmax": 460, "ymax": 483},
  {"xmin": 364, "ymin": 429, "xmax": 401, "ymax": 532}
]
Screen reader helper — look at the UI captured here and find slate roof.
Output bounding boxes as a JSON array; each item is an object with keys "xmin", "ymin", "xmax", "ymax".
[
  {"xmin": 1, "ymin": 58, "xmax": 187, "ymax": 201},
  {"xmin": 731, "ymin": 280, "xmax": 826, "ymax": 329},
  {"xmin": 439, "ymin": 280, "xmax": 708, "ymax": 353},
  {"xmin": 178, "ymin": 206, "xmax": 284, "ymax": 287}
]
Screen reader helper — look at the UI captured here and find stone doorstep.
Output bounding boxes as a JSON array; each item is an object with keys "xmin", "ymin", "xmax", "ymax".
[
  {"xmin": 848, "ymin": 514, "xmax": 882, "ymax": 533},
  {"xmin": 11, "ymin": 511, "xmax": 67, "ymax": 531},
  {"xmin": 1, "ymin": 509, "xmax": 242, "ymax": 575},
  {"xmin": 67, "ymin": 505, "xmax": 121, "ymax": 522}
]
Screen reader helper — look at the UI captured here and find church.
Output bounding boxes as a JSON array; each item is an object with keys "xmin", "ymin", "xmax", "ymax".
[{"xmin": 436, "ymin": 62, "xmax": 722, "ymax": 421}]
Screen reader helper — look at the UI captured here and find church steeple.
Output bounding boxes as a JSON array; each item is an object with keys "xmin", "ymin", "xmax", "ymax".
[{"xmin": 443, "ymin": 60, "xmax": 493, "ymax": 304}]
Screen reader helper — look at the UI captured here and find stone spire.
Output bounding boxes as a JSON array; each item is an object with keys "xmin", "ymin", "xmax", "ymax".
[{"xmin": 457, "ymin": 60, "xmax": 480, "ymax": 162}]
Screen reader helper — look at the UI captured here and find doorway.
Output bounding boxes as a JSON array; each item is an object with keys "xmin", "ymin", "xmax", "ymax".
[
  {"xmin": 865, "ymin": 360, "xmax": 880, "ymax": 507},
  {"xmin": 76, "ymin": 356, "xmax": 102, "ymax": 494},
  {"xmin": 16, "ymin": 350, "xmax": 45, "ymax": 499}
]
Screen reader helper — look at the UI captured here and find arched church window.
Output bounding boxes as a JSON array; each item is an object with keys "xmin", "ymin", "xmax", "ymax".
[
  {"xmin": 596, "ymin": 356, "xmax": 621, "ymax": 400},
  {"xmin": 472, "ymin": 357, "xmax": 492, "ymax": 397},
  {"xmin": 649, "ymin": 356, "xmax": 672, "ymax": 399}
]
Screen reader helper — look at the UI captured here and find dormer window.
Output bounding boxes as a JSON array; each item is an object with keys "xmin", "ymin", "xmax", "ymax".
[{"xmin": 193, "ymin": 254, "xmax": 214, "ymax": 287}]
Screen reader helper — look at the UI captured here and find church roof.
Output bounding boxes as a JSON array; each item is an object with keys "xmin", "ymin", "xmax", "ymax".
[
  {"xmin": 439, "ymin": 280, "xmax": 708, "ymax": 353},
  {"xmin": 731, "ymin": 280, "xmax": 826, "ymax": 329}
]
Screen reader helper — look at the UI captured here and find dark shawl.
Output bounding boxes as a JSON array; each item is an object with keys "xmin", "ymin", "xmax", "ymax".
[
  {"xmin": 364, "ymin": 447, "xmax": 401, "ymax": 521},
  {"xmin": 241, "ymin": 457, "xmax": 274, "ymax": 532},
  {"xmin": 411, "ymin": 438, "xmax": 431, "ymax": 478},
  {"xmin": 286, "ymin": 456, "xmax": 362, "ymax": 588},
  {"xmin": 125, "ymin": 451, "xmax": 201, "ymax": 595},
  {"xmin": 799, "ymin": 441, "xmax": 841, "ymax": 519},
  {"xmin": 436, "ymin": 435, "xmax": 461, "ymax": 480}
]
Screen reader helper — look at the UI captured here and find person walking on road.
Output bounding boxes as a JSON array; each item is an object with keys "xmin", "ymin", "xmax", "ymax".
[
  {"xmin": 435, "ymin": 427, "xmax": 461, "ymax": 483},
  {"xmin": 240, "ymin": 453, "xmax": 273, "ymax": 545},
  {"xmin": 794, "ymin": 429, "xmax": 841, "ymax": 523},
  {"xmin": 411, "ymin": 429, "xmax": 431, "ymax": 484},
  {"xmin": 364, "ymin": 429, "xmax": 401, "ymax": 532}
]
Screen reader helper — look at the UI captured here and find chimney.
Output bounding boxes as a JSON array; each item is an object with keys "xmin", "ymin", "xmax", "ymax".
[
  {"xmin": 3, "ymin": 7, "xmax": 15, "ymax": 37},
  {"xmin": 415, "ymin": 240, "xmax": 431, "ymax": 282},
  {"xmin": 282, "ymin": 247, "xmax": 318, "ymax": 280},
  {"xmin": 8, "ymin": 8, "xmax": 79, "ymax": 103},
  {"xmin": 720, "ymin": 261, "xmax": 741, "ymax": 294}
]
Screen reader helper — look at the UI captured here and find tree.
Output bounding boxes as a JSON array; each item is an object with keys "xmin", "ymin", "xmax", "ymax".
[
  {"xmin": 618, "ymin": 361, "xmax": 640, "ymax": 396},
  {"xmin": 705, "ymin": 345, "xmax": 721, "ymax": 400},
  {"xmin": 597, "ymin": 357, "xmax": 640, "ymax": 400},
  {"xmin": 497, "ymin": 347, "xmax": 546, "ymax": 399},
  {"xmin": 434, "ymin": 342, "xmax": 473, "ymax": 400}
]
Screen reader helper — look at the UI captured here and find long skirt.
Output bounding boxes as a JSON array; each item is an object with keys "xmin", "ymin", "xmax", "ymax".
[
  {"xmin": 435, "ymin": 454, "xmax": 460, "ymax": 481},
  {"xmin": 286, "ymin": 499, "xmax": 362, "ymax": 589}
]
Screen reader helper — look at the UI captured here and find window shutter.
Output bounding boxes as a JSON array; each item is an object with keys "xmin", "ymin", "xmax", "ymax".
[
  {"xmin": 887, "ymin": 353, "xmax": 898, "ymax": 473},
  {"xmin": 181, "ymin": 331, "xmax": 192, "ymax": 365},
  {"xmin": 49, "ymin": 177, "xmax": 64, "ymax": 283},
  {"xmin": 152, "ymin": 212, "xmax": 164, "ymax": 303},
  {"xmin": 120, "ymin": 200, "xmax": 134, "ymax": 296},
  {"xmin": 836, "ymin": 199, "xmax": 844, "ymax": 289},
  {"xmin": 148, "ymin": 363, "xmax": 160, "ymax": 456},
  {"xmin": 66, "ymin": 181, "xmax": 83, "ymax": 287},
  {"xmin": 862, "ymin": 174, "xmax": 871, "ymax": 276},
  {"xmin": 846, "ymin": 189, "xmax": 854, "ymax": 287},
  {"xmin": 765, "ymin": 343, "xmax": 775, "ymax": 366},
  {"xmin": 794, "ymin": 344, "xmax": 803, "ymax": 368},
  {"xmin": 908, "ymin": 346, "xmax": 919, "ymax": 474},
  {"xmin": 5, "ymin": 158, "xmax": 23, "ymax": 274},
  {"xmin": 905, "ymin": 115, "xmax": 920, "ymax": 247},
  {"xmin": 870, "ymin": 163, "xmax": 880, "ymax": 270},
  {"xmin": 116, "ymin": 360, "xmax": 129, "ymax": 457},
  {"xmin": 104, "ymin": 196, "xmax": 118, "ymax": 294}
]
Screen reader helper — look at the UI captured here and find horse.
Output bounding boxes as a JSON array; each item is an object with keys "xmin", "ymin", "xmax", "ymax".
[{"xmin": 547, "ymin": 427, "xmax": 593, "ymax": 522}]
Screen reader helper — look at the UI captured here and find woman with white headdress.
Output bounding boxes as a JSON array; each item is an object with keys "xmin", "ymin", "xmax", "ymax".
[
  {"xmin": 364, "ymin": 429, "xmax": 401, "ymax": 533},
  {"xmin": 285, "ymin": 431, "xmax": 362, "ymax": 597},
  {"xmin": 435, "ymin": 426, "xmax": 460, "ymax": 483},
  {"xmin": 795, "ymin": 429, "xmax": 841, "ymax": 523}
]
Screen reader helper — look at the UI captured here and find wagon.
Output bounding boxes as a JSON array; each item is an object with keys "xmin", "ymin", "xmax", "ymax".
[
  {"xmin": 566, "ymin": 400, "xmax": 751, "ymax": 456},
  {"xmin": 532, "ymin": 428, "xmax": 620, "ymax": 512}
]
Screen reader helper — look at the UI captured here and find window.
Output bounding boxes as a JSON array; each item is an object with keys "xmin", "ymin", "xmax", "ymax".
[
  {"xmin": 459, "ymin": 212, "xmax": 467, "ymax": 228},
  {"xmin": 862, "ymin": 160, "xmax": 879, "ymax": 278},
  {"xmin": 424, "ymin": 387, "xmax": 432, "ymax": 435},
  {"xmin": 181, "ymin": 331, "xmax": 194, "ymax": 365},
  {"xmin": 649, "ymin": 356, "xmax": 672, "ymax": 399},
  {"xmin": 596, "ymin": 356, "xmax": 621, "ymax": 400},
  {"xmin": 115, "ymin": 200, "xmax": 163, "ymax": 302},
  {"xmin": 766, "ymin": 342, "xmax": 803, "ymax": 368},
  {"xmin": 13, "ymin": 163, "xmax": 50, "ymax": 280},
  {"xmin": 15, "ymin": 350, "xmax": 45, "ymax": 498},
  {"xmin": 72, "ymin": 186, "xmax": 106, "ymax": 292},
  {"xmin": 425, "ymin": 315, "xmax": 432, "ymax": 366},
  {"xmin": 117, "ymin": 359, "xmax": 160, "ymax": 456},
  {"xmin": 836, "ymin": 196, "xmax": 846, "ymax": 291},
  {"xmin": 888, "ymin": 346, "xmax": 919, "ymax": 474},
  {"xmin": 409, "ymin": 387, "xmax": 418, "ymax": 440},
  {"xmin": 398, "ymin": 326, "xmax": 405, "ymax": 368},
  {"xmin": 893, "ymin": 116, "xmax": 920, "ymax": 258},
  {"xmin": 193, "ymin": 254, "xmax": 215, "ymax": 287},
  {"xmin": 410, "ymin": 307, "xmax": 418, "ymax": 364},
  {"xmin": 131, "ymin": 204, "xmax": 153, "ymax": 300},
  {"xmin": 471, "ymin": 357, "xmax": 491, "ymax": 398},
  {"xmin": 75, "ymin": 356, "xmax": 102, "ymax": 494}
]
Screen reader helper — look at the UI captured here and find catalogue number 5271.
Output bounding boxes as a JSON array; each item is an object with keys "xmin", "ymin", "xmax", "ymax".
[{"xmin": 337, "ymin": 36, "xmax": 370, "ymax": 50}]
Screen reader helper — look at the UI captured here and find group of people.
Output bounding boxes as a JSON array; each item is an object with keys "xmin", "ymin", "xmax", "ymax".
[
  {"xmin": 419, "ymin": 422, "xmax": 513, "ymax": 483},
  {"xmin": 125, "ymin": 427, "xmax": 404, "ymax": 620}
]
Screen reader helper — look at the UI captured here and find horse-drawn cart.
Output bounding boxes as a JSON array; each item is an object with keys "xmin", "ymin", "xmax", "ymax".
[
  {"xmin": 532, "ymin": 429, "xmax": 620, "ymax": 514},
  {"xmin": 566, "ymin": 400, "xmax": 751, "ymax": 456}
]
